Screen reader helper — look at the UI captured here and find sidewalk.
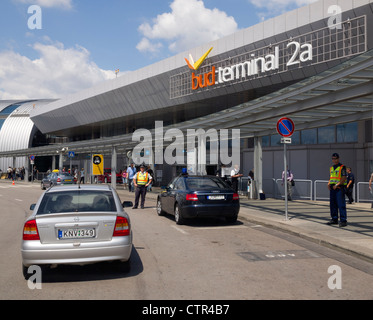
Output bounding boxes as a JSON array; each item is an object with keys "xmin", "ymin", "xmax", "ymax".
[{"xmin": 122, "ymin": 186, "xmax": 373, "ymax": 263}]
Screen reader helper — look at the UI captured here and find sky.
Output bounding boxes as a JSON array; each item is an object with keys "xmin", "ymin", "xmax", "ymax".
[{"xmin": 0, "ymin": 0, "xmax": 317, "ymax": 100}]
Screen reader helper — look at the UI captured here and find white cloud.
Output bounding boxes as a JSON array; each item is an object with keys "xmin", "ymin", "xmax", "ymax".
[
  {"xmin": 137, "ymin": 0, "xmax": 238, "ymax": 54},
  {"xmin": 249, "ymin": 0, "xmax": 318, "ymax": 19},
  {"xmin": 136, "ymin": 38, "xmax": 163, "ymax": 54},
  {"xmin": 14, "ymin": 0, "xmax": 73, "ymax": 9},
  {"xmin": 0, "ymin": 41, "xmax": 116, "ymax": 99}
]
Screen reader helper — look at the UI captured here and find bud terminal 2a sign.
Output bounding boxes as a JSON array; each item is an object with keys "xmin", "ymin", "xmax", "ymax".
[{"xmin": 187, "ymin": 42, "xmax": 312, "ymax": 91}]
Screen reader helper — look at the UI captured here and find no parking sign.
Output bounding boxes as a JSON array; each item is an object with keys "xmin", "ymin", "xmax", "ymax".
[{"xmin": 277, "ymin": 117, "xmax": 295, "ymax": 137}]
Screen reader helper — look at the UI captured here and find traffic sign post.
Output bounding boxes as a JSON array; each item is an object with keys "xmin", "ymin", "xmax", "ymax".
[
  {"xmin": 277, "ymin": 117, "xmax": 295, "ymax": 221},
  {"xmin": 68, "ymin": 151, "xmax": 75, "ymax": 173}
]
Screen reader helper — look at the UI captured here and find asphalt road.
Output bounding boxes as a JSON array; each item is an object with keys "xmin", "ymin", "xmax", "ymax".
[{"xmin": 1, "ymin": 182, "xmax": 373, "ymax": 300}]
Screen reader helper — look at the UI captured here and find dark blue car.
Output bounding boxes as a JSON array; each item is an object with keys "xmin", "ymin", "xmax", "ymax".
[{"xmin": 157, "ymin": 175, "xmax": 240, "ymax": 225}]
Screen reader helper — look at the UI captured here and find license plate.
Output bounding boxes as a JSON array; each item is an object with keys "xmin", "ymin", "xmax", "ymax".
[
  {"xmin": 207, "ymin": 195, "xmax": 225, "ymax": 200},
  {"xmin": 58, "ymin": 228, "xmax": 95, "ymax": 239},
  {"xmin": 64, "ymin": 180, "xmax": 72, "ymax": 182}
]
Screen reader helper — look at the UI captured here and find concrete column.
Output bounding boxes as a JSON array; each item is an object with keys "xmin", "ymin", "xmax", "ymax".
[
  {"xmin": 58, "ymin": 154, "xmax": 63, "ymax": 172},
  {"xmin": 52, "ymin": 156, "xmax": 56, "ymax": 171},
  {"xmin": 197, "ymin": 134, "xmax": 207, "ymax": 175},
  {"xmin": 254, "ymin": 136, "xmax": 263, "ymax": 196},
  {"xmin": 111, "ymin": 147, "xmax": 117, "ymax": 189}
]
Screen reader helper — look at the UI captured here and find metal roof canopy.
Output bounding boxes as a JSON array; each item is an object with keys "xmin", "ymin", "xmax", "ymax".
[{"xmin": 1, "ymin": 50, "xmax": 373, "ymax": 158}]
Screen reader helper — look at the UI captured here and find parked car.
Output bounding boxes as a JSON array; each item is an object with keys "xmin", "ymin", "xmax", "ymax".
[
  {"xmin": 97, "ymin": 168, "xmax": 122, "ymax": 184},
  {"xmin": 157, "ymin": 175, "xmax": 240, "ymax": 225},
  {"xmin": 21, "ymin": 185, "xmax": 133, "ymax": 279},
  {"xmin": 41, "ymin": 172, "xmax": 76, "ymax": 190}
]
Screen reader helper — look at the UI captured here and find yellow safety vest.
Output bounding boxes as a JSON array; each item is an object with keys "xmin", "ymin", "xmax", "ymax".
[
  {"xmin": 329, "ymin": 165, "xmax": 347, "ymax": 186},
  {"xmin": 136, "ymin": 172, "xmax": 148, "ymax": 186}
]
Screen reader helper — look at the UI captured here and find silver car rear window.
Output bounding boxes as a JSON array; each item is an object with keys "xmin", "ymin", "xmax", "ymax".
[{"xmin": 37, "ymin": 190, "xmax": 117, "ymax": 214}]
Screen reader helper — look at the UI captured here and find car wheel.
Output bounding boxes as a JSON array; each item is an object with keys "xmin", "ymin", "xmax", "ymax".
[
  {"xmin": 156, "ymin": 198, "xmax": 165, "ymax": 216},
  {"xmin": 41, "ymin": 182, "xmax": 45, "ymax": 190},
  {"xmin": 174, "ymin": 203, "xmax": 184, "ymax": 225}
]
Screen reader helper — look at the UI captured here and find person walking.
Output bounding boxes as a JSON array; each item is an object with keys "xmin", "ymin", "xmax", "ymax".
[
  {"xmin": 345, "ymin": 167, "xmax": 355, "ymax": 204},
  {"xmin": 230, "ymin": 164, "xmax": 243, "ymax": 193},
  {"xmin": 122, "ymin": 170, "xmax": 128, "ymax": 189},
  {"xmin": 282, "ymin": 166, "xmax": 294, "ymax": 201},
  {"xmin": 327, "ymin": 153, "xmax": 348, "ymax": 227},
  {"xmin": 127, "ymin": 163, "xmax": 136, "ymax": 192},
  {"xmin": 132, "ymin": 164, "xmax": 152, "ymax": 209},
  {"xmin": 80, "ymin": 168, "xmax": 85, "ymax": 184}
]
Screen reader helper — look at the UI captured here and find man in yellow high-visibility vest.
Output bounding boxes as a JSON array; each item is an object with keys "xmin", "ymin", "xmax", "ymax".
[
  {"xmin": 132, "ymin": 164, "xmax": 152, "ymax": 209},
  {"xmin": 327, "ymin": 153, "xmax": 347, "ymax": 227}
]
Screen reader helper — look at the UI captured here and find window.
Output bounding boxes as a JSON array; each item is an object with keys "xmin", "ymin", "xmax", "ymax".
[
  {"xmin": 186, "ymin": 177, "xmax": 229, "ymax": 189},
  {"xmin": 301, "ymin": 129, "xmax": 317, "ymax": 144},
  {"xmin": 37, "ymin": 190, "xmax": 117, "ymax": 214},
  {"xmin": 0, "ymin": 104, "xmax": 20, "ymax": 115},
  {"xmin": 318, "ymin": 126, "xmax": 335, "ymax": 144},
  {"xmin": 174, "ymin": 178, "xmax": 185, "ymax": 190},
  {"xmin": 262, "ymin": 136, "xmax": 270, "ymax": 147},
  {"xmin": 0, "ymin": 119, "xmax": 5, "ymax": 131},
  {"xmin": 270, "ymin": 135, "xmax": 281, "ymax": 147},
  {"xmin": 291, "ymin": 131, "xmax": 300, "ymax": 145},
  {"xmin": 337, "ymin": 122, "xmax": 358, "ymax": 143}
]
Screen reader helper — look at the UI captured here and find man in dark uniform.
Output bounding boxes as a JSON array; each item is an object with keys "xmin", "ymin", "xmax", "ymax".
[
  {"xmin": 327, "ymin": 153, "xmax": 348, "ymax": 227},
  {"xmin": 345, "ymin": 167, "xmax": 355, "ymax": 204}
]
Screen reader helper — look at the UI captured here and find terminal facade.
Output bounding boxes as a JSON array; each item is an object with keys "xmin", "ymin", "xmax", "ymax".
[{"xmin": 0, "ymin": 0, "xmax": 372, "ymax": 199}]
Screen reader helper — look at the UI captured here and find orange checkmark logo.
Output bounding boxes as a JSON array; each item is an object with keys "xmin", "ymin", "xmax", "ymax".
[{"xmin": 185, "ymin": 47, "xmax": 213, "ymax": 70}]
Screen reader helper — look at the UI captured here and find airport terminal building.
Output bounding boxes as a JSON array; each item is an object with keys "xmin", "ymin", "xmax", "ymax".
[{"xmin": 0, "ymin": 0, "xmax": 373, "ymax": 200}]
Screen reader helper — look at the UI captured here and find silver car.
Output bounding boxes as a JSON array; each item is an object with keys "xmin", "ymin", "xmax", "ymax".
[
  {"xmin": 21, "ymin": 185, "xmax": 133, "ymax": 279},
  {"xmin": 41, "ymin": 172, "xmax": 76, "ymax": 190}
]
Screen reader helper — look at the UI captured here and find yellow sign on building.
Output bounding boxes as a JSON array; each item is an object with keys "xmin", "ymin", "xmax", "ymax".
[{"xmin": 92, "ymin": 154, "xmax": 104, "ymax": 175}]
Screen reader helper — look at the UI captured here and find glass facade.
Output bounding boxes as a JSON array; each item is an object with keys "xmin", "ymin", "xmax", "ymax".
[
  {"xmin": 337, "ymin": 123, "xmax": 358, "ymax": 143},
  {"xmin": 318, "ymin": 126, "xmax": 335, "ymax": 144},
  {"xmin": 262, "ymin": 122, "xmax": 358, "ymax": 147},
  {"xmin": 301, "ymin": 128, "xmax": 317, "ymax": 145},
  {"xmin": 0, "ymin": 104, "xmax": 20, "ymax": 115}
]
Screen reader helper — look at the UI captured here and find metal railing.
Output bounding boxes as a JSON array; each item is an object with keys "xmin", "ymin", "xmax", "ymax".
[
  {"xmin": 240, "ymin": 178, "xmax": 367, "ymax": 203},
  {"xmin": 314, "ymin": 180, "xmax": 330, "ymax": 201},
  {"xmin": 357, "ymin": 182, "xmax": 373, "ymax": 203},
  {"xmin": 275, "ymin": 179, "xmax": 312, "ymax": 200}
]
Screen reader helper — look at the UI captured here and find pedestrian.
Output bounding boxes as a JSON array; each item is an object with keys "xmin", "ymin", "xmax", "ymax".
[
  {"xmin": 345, "ymin": 167, "xmax": 355, "ymax": 204},
  {"xmin": 282, "ymin": 166, "xmax": 294, "ymax": 201},
  {"xmin": 230, "ymin": 164, "xmax": 243, "ymax": 193},
  {"xmin": 146, "ymin": 166, "xmax": 154, "ymax": 191},
  {"xmin": 327, "ymin": 153, "xmax": 348, "ymax": 227},
  {"xmin": 122, "ymin": 170, "xmax": 128, "ymax": 189},
  {"xmin": 132, "ymin": 164, "xmax": 152, "ymax": 209},
  {"xmin": 127, "ymin": 163, "xmax": 136, "ymax": 192},
  {"xmin": 80, "ymin": 168, "xmax": 85, "ymax": 184}
]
